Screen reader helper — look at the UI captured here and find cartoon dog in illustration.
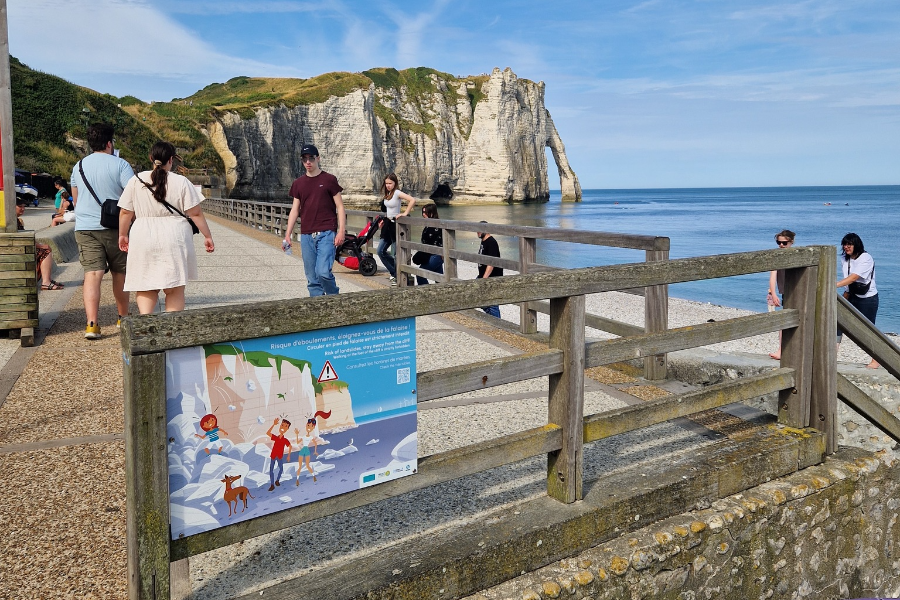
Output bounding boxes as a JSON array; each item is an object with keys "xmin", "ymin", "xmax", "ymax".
[{"xmin": 221, "ymin": 474, "xmax": 254, "ymax": 517}]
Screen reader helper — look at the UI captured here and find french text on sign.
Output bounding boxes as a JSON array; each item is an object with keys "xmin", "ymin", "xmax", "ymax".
[{"xmin": 318, "ymin": 360, "xmax": 339, "ymax": 383}]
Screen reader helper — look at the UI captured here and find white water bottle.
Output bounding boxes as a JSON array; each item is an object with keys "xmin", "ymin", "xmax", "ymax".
[{"xmin": 282, "ymin": 239, "xmax": 292, "ymax": 255}]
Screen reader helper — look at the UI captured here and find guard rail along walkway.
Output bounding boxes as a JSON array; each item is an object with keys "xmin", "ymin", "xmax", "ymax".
[
  {"xmin": 202, "ymin": 197, "xmax": 670, "ymax": 379},
  {"xmin": 120, "ymin": 241, "xmax": 900, "ymax": 600}
]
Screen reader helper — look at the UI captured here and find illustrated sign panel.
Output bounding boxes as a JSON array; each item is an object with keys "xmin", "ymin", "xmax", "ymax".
[{"xmin": 165, "ymin": 318, "xmax": 417, "ymax": 539}]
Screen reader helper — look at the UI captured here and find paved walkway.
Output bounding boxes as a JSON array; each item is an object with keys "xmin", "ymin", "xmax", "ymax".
[{"xmin": 1, "ymin": 212, "xmax": 692, "ymax": 599}]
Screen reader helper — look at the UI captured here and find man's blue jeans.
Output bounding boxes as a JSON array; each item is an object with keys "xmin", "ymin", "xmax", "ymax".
[
  {"xmin": 300, "ymin": 230, "xmax": 339, "ymax": 296},
  {"xmin": 377, "ymin": 236, "xmax": 396, "ymax": 278},
  {"xmin": 269, "ymin": 456, "xmax": 285, "ymax": 487},
  {"xmin": 481, "ymin": 305, "xmax": 500, "ymax": 318}
]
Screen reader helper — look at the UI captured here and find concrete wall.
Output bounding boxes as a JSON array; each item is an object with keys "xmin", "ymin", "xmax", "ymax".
[{"xmin": 470, "ymin": 447, "xmax": 900, "ymax": 600}]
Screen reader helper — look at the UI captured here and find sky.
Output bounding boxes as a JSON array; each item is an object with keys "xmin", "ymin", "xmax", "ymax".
[{"xmin": 7, "ymin": 0, "xmax": 900, "ymax": 189}]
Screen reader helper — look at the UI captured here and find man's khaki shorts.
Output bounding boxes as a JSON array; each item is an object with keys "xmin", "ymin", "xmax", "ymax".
[{"xmin": 75, "ymin": 229, "xmax": 127, "ymax": 274}]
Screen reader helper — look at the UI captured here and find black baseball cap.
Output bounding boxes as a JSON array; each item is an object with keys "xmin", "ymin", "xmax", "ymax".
[{"xmin": 300, "ymin": 144, "xmax": 319, "ymax": 157}]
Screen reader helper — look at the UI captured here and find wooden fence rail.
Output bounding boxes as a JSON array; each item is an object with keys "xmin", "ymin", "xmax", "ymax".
[
  {"xmin": 201, "ymin": 198, "xmax": 670, "ymax": 379},
  {"xmin": 835, "ymin": 295, "xmax": 900, "ymax": 445},
  {"xmin": 123, "ymin": 244, "xmax": 840, "ymax": 599}
]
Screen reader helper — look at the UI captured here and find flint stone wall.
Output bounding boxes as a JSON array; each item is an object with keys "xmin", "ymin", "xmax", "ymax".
[{"xmin": 469, "ymin": 448, "xmax": 900, "ymax": 600}]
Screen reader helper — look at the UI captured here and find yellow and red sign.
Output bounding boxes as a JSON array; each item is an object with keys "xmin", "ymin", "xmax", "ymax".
[{"xmin": 0, "ymin": 119, "xmax": 5, "ymax": 229}]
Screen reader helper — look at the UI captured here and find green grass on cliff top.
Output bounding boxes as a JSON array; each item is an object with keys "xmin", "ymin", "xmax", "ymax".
[
  {"xmin": 10, "ymin": 60, "xmax": 497, "ymax": 176},
  {"xmin": 172, "ymin": 67, "xmax": 491, "ymax": 116}
]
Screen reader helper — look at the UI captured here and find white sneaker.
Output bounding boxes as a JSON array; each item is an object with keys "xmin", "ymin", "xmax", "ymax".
[{"xmin": 389, "ymin": 276, "xmax": 397, "ymax": 287}]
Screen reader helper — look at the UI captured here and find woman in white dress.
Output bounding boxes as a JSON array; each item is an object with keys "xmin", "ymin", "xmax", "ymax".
[{"xmin": 117, "ymin": 141, "xmax": 214, "ymax": 314}]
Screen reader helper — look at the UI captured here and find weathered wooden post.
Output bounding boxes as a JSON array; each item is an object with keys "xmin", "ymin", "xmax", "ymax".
[
  {"xmin": 519, "ymin": 237, "xmax": 537, "ymax": 334},
  {"xmin": 810, "ymin": 245, "xmax": 837, "ymax": 453},
  {"xmin": 0, "ymin": 2, "xmax": 37, "ymax": 346},
  {"xmin": 547, "ymin": 294, "xmax": 585, "ymax": 503},
  {"xmin": 397, "ymin": 218, "xmax": 411, "ymax": 287},
  {"xmin": 643, "ymin": 248, "xmax": 669, "ymax": 380},
  {"xmin": 777, "ymin": 260, "xmax": 818, "ymax": 428},
  {"xmin": 124, "ymin": 351, "xmax": 172, "ymax": 600},
  {"xmin": 0, "ymin": 0, "xmax": 13, "ymax": 235},
  {"xmin": 442, "ymin": 226, "xmax": 457, "ymax": 282}
]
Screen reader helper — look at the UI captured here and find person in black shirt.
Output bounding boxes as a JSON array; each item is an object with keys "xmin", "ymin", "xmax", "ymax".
[
  {"xmin": 476, "ymin": 222, "xmax": 502, "ymax": 318},
  {"xmin": 414, "ymin": 203, "xmax": 444, "ymax": 285}
]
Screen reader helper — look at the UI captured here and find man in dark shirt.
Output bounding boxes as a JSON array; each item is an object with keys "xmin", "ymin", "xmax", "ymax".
[
  {"xmin": 476, "ymin": 222, "xmax": 502, "ymax": 318},
  {"xmin": 284, "ymin": 144, "xmax": 346, "ymax": 296}
]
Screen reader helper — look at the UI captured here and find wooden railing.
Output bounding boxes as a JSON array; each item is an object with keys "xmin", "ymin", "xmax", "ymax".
[
  {"xmin": 201, "ymin": 198, "xmax": 671, "ymax": 379},
  {"xmin": 123, "ymin": 244, "xmax": 841, "ymax": 599},
  {"xmin": 835, "ymin": 295, "xmax": 900, "ymax": 443}
]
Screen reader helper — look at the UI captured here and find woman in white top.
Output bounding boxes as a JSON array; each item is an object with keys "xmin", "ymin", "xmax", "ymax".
[
  {"xmin": 118, "ymin": 141, "xmax": 215, "ymax": 314},
  {"xmin": 377, "ymin": 173, "xmax": 416, "ymax": 286},
  {"xmin": 836, "ymin": 232, "xmax": 879, "ymax": 368}
]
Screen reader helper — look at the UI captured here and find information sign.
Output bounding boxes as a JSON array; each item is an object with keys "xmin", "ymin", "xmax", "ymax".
[{"xmin": 164, "ymin": 318, "xmax": 417, "ymax": 539}]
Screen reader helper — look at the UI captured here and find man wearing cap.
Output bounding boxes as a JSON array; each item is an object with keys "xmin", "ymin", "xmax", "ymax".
[{"xmin": 284, "ymin": 145, "xmax": 346, "ymax": 296}]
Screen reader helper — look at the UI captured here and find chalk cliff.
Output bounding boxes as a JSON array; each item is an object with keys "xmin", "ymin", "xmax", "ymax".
[{"xmin": 209, "ymin": 67, "xmax": 581, "ymax": 205}]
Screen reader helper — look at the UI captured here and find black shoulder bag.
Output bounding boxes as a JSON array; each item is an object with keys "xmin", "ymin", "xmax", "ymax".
[
  {"xmin": 138, "ymin": 178, "xmax": 200, "ymax": 235},
  {"xmin": 846, "ymin": 256, "xmax": 874, "ymax": 296},
  {"xmin": 78, "ymin": 160, "xmax": 121, "ymax": 229}
]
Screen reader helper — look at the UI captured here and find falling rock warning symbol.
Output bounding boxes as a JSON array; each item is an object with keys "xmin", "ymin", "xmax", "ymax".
[{"xmin": 317, "ymin": 360, "xmax": 338, "ymax": 383}]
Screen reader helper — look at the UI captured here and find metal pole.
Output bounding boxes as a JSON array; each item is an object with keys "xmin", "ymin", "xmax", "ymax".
[{"xmin": 0, "ymin": 0, "xmax": 17, "ymax": 232}]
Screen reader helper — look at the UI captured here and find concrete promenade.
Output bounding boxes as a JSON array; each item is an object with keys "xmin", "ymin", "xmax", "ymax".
[{"xmin": 0, "ymin": 210, "xmax": 698, "ymax": 599}]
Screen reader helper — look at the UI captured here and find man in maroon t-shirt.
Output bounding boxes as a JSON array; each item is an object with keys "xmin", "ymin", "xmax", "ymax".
[{"xmin": 284, "ymin": 145, "xmax": 346, "ymax": 296}]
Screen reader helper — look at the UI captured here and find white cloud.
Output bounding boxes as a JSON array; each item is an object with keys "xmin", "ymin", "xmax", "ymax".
[
  {"xmin": 8, "ymin": 0, "xmax": 301, "ymax": 97},
  {"xmin": 164, "ymin": 1, "xmax": 323, "ymax": 15}
]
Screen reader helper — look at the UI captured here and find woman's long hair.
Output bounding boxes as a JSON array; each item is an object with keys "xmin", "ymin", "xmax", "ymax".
[
  {"xmin": 422, "ymin": 203, "xmax": 439, "ymax": 219},
  {"xmin": 841, "ymin": 232, "xmax": 865, "ymax": 259},
  {"xmin": 381, "ymin": 173, "xmax": 399, "ymax": 200},
  {"xmin": 148, "ymin": 141, "xmax": 177, "ymax": 203}
]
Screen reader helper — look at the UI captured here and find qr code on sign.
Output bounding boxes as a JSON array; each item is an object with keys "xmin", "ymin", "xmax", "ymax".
[{"xmin": 396, "ymin": 367, "xmax": 410, "ymax": 385}]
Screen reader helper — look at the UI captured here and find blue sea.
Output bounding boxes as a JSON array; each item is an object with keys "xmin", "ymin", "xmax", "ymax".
[{"xmin": 437, "ymin": 186, "xmax": 900, "ymax": 334}]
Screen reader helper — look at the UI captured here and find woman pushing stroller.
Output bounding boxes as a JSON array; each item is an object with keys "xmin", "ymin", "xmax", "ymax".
[{"xmin": 378, "ymin": 173, "xmax": 417, "ymax": 286}]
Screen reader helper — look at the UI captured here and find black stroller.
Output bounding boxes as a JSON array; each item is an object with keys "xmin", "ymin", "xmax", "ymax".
[{"xmin": 335, "ymin": 215, "xmax": 382, "ymax": 276}]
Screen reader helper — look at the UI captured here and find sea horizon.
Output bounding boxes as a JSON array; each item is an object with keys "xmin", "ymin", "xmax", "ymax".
[{"xmin": 439, "ymin": 185, "xmax": 900, "ymax": 335}]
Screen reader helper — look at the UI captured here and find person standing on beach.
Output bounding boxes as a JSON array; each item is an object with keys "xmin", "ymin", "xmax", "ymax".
[
  {"xmin": 283, "ymin": 145, "xmax": 346, "ymax": 296},
  {"xmin": 768, "ymin": 229, "xmax": 794, "ymax": 360},
  {"xmin": 70, "ymin": 123, "xmax": 135, "ymax": 339},
  {"xmin": 836, "ymin": 232, "xmax": 879, "ymax": 369},
  {"xmin": 476, "ymin": 222, "xmax": 503, "ymax": 318}
]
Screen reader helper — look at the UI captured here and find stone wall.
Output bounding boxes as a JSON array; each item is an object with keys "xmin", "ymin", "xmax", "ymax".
[
  {"xmin": 469, "ymin": 448, "xmax": 900, "ymax": 600},
  {"xmin": 210, "ymin": 68, "xmax": 582, "ymax": 206}
]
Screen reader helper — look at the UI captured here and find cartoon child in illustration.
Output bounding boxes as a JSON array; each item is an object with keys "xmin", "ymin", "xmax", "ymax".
[
  {"xmin": 265, "ymin": 417, "xmax": 292, "ymax": 491},
  {"xmin": 195, "ymin": 413, "xmax": 228, "ymax": 454},
  {"xmin": 295, "ymin": 410, "xmax": 331, "ymax": 485}
]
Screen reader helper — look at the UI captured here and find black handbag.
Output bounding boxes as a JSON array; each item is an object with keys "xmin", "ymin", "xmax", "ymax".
[
  {"xmin": 846, "ymin": 258, "xmax": 874, "ymax": 296},
  {"xmin": 412, "ymin": 251, "xmax": 429, "ymax": 266},
  {"xmin": 78, "ymin": 160, "xmax": 121, "ymax": 229},
  {"xmin": 138, "ymin": 178, "xmax": 200, "ymax": 235}
]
